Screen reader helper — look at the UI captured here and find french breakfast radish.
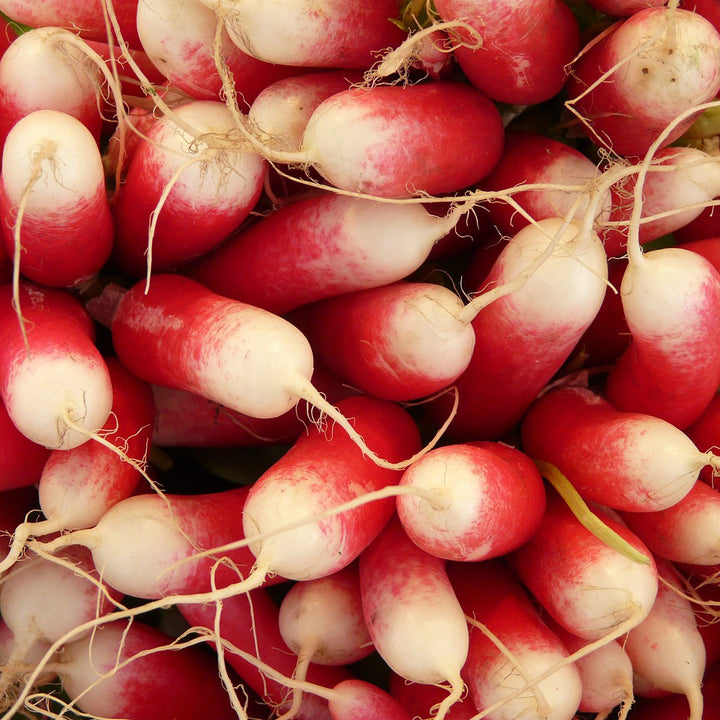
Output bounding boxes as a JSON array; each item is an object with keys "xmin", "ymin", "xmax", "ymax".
[
  {"xmin": 0, "ymin": 109, "xmax": 113, "ymax": 288},
  {"xmin": 194, "ymin": 192, "xmax": 469, "ymax": 315},
  {"xmin": 520, "ymin": 385, "xmax": 712, "ymax": 511},
  {"xmin": 0, "ymin": 398, "xmax": 50, "ymax": 490},
  {"xmin": 395, "ymin": 441, "xmax": 546, "ymax": 561},
  {"xmin": 0, "ymin": 281, "xmax": 112, "ymax": 450},
  {"xmin": 358, "ymin": 518, "xmax": 468, "ymax": 720},
  {"xmin": 427, "ymin": 216, "xmax": 608, "ymax": 440}
]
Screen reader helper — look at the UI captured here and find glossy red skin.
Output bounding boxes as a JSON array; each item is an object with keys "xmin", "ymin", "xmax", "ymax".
[
  {"xmin": 59, "ymin": 621, "xmax": 238, "ymax": 720},
  {"xmin": 621, "ymin": 481, "xmax": 720, "ymax": 565},
  {"xmin": 179, "ymin": 587, "xmax": 351, "ymax": 720},
  {"xmin": 0, "ymin": 179, "xmax": 113, "ymax": 289},
  {"xmin": 686, "ymin": 391, "xmax": 720, "ymax": 483},
  {"xmin": 246, "ymin": 396, "xmax": 421, "ymax": 579},
  {"xmin": 398, "ymin": 442, "xmax": 546, "ymax": 561},
  {"xmin": 509, "ymin": 492, "xmax": 658, "ymax": 638},
  {"xmin": 604, "ymin": 252, "xmax": 720, "ymax": 430},
  {"xmin": 329, "ymin": 680, "xmax": 414, "ymax": 720},
  {"xmin": 447, "ymin": 559, "xmax": 579, "ymax": 713},
  {"xmin": 687, "ymin": 0, "xmax": 720, "ymax": 33},
  {"xmin": 680, "ymin": 237, "xmax": 720, "ymax": 274},
  {"xmin": 37, "ymin": 357, "xmax": 155, "ymax": 529},
  {"xmin": 0, "ymin": 398, "xmax": 50, "ymax": 490},
  {"xmin": 434, "ymin": 0, "xmax": 579, "ymax": 105},
  {"xmin": 305, "ymin": 82, "xmax": 505, "ymax": 198},
  {"xmin": 290, "ymin": 281, "xmax": 470, "ymax": 402},
  {"xmin": 675, "ymin": 207, "xmax": 720, "ymax": 244}
]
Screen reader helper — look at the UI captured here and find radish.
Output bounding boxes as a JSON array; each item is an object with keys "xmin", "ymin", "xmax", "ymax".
[
  {"xmin": 426, "ymin": 216, "xmax": 608, "ymax": 441},
  {"xmin": 206, "ymin": 0, "xmax": 406, "ymax": 69},
  {"xmin": 520, "ymin": 385, "xmax": 713, "ymax": 512},
  {"xmin": 686, "ymin": 390, "xmax": 720, "ymax": 484},
  {"xmin": 433, "ymin": 0, "xmax": 580, "ymax": 105},
  {"xmin": 0, "ymin": 357, "xmax": 155, "ymax": 575},
  {"xmin": 358, "ymin": 518, "xmax": 468, "ymax": 720},
  {"xmin": 395, "ymin": 441, "xmax": 546, "ymax": 562},
  {"xmin": 136, "ymin": 0, "xmax": 302, "ymax": 104},
  {"xmin": 447, "ymin": 559, "xmax": 583, "ymax": 720},
  {"xmin": 0, "ymin": 27, "xmax": 104, "ymax": 152},
  {"xmin": 194, "ymin": 192, "xmax": 471, "ymax": 315},
  {"xmin": 509, "ymin": 490, "xmax": 658, "ymax": 641},
  {"xmin": 0, "ymin": 397, "xmax": 50, "ymax": 491},
  {"xmin": 388, "ymin": 672, "xmax": 476, "ymax": 720},
  {"xmin": 241, "ymin": 395, "xmax": 421, "ymax": 583},
  {"xmin": 111, "ymin": 99, "xmax": 266, "ymax": 277},
  {"xmin": 55, "ymin": 620, "xmax": 239, "ymax": 720},
  {"xmin": 621, "ymin": 481, "xmax": 720, "ymax": 566},
  {"xmin": 604, "ymin": 245, "xmax": 720, "ymax": 429},
  {"xmin": 267, "ymin": 81, "xmax": 504, "ymax": 198},
  {"xmin": 180, "ymin": 586, "xmax": 352, "ymax": 720},
  {"xmin": 0, "ymin": 281, "xmax": 112, "ymax": 450},
  {"xmin": 0, "ymin": 109, "xmax": 114, "ymax": 288},
  {"xmin": 566, "ymin": 6, "xmax": 720, "ymax": 156},
  {"xmin": 624, "ymin": 559, "xmax": 706, "ymax": 720},
  {"xmin": 111, "ymin": 274, "xmax": 425, "ymax": 468},
  {"xmin": 290, "ymin": 280, "xmax": 476, "ymax": 402}
]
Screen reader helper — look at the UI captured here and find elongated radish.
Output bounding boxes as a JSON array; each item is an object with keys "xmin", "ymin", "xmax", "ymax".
[
  {"xmin": 427, "ymin": 216, "xmax": 608, "ymax": 441},
  {"xmin": 624, "ymin": 559, "xmax": 706, "ymax": 720},
  {"xmin": 447, "ymin": 559, "xmax": 583, "ymax": 720},
  {"xmin": 0, "ymin": 397, "xmax": 50, "ymax": 490},
  {"xmin": 621, "ymin": 480, "xmax": 720, "ymax": 565},
  {"xmin": 566, "ymin": 6, "xmax": 720, "ymax": 156},
  {"xmin": 56, "ymin": 620, "xmax": 239, "ymax": 720},
  {"xmin": 212, "ymin": 0, "xmax": 405, "ymax": 69},
  {"xmin": 284, "ymin": 81, "xmax": 504, "ymax": 198},
  {"xmin": 0, "ymin": 109, "xmax": 113, "ymax": 288},
  {"xmin": 194, "ymin": 193, "xmax": 469, "ymax": 315},
  {"xmin": 278, "ymin": 565, "xmax": 373, "ymax": 720},
  {"xmin": 509, "ymin": 491, "xmax": 658, "ymax": 640},
  {"xmin": 136, "ymin": 0, "xmax": 302, "ymax": 103},
  {"xmin": 0, "ymin": 27, "xmax": 103, "ymax": 152},
  {"xmin": 433, "ymin": 0, "xmax": 579, "ymax": 105},
  {"xmin": 0, "ymin": 357, "xmax": 155, "ymax": 575},
  {"xmin": 604, "ymin": 245, "xmax": 720, "ymax": 429},
  {"xmin": 520, "ymin": 385, "xmax": 712, "ymax": 511},
  {"xmin": 37, "ymin": 485, "xmax": 259, "ymax": 599},
  {"xmin": 0, "ymin": 281, "xmax": 112, "ymax": 450},
  {"xmin": 388, "ymin": 672, "xmax": 476, "ymax": 720},
  {"xmin": 358, "ymin": 518, "xmax": 468, "ymax": 720},
  {"xmin": 686, "ymin": 391, "xmax": 720, "ymax": 484},
  {"xmin": 241, "ymin": 395, "xmax": 421, "ymax": 582},
  {"xmin": 179, "ymin": 586, "xmax": 352, "ymax": 720},
  {"xmin": 396, "ymin": 441, "xmax": 546, "ymax": 561},
  {"xmin": 326, "ymin": 680, "xmax": 414, "ymax": 720},
  {"xmin": 111, "ymin": 99, "xmax": 266, "ymax": 276},
  {"xmin": 291, "ymin": 281, "xmax": 476, "ymax": 402},
  {"xmin": 111, "ymin": 274, "xmax": 422, "ymax": 468}
]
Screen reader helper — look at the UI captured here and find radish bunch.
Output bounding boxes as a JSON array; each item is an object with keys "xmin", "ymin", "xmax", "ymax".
[{"xmin": 1, "ymin": 1, "xmax": 720, "ymax": 719}]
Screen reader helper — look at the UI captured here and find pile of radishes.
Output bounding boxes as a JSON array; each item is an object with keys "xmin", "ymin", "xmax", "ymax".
[{"xmin": 2, "ymin": 0, "xmax": 720, "ymax": 718}]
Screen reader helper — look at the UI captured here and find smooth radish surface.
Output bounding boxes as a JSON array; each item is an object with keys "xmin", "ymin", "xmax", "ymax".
[
  {"xmin": 621, "ymin": 480, "xmax": 720, "ymax": 565},
  {"xmin": 327, "ymin": 680, "xmax": 414, "ymax": 720},
  {"xmin": 57, "ymin": 620, "xmax": 239, "ymax": 720},
  {"xmin": 111, "ymin": 100, "xmax": 266, "ymax": 276},
  {"xmin": 296, "ymin": 81, "xmax": 504, "ymax": 198},
  {"xmin": 242, "ymin": 395, "xmax": 421, "ymax": 582},
  {"xmin": 215, "ymin": 0, "xmax": 405, "ymax": 68},
  {"xmin": 566, "ymin": 6, "xmax": 720, "ymax": 156},
  {"xmin": 433, "ymin": 0, "xmax": 580, "ymax": 105},
  {"xmin": 520, "ymin": 385, "xmax": 710, "ymax": 511},
  {"xmin": 685, "ymin": 390, "xmax": 720, "ymax": 484},
  {"xmin": 624, "ymin": 560, "xmax": 706, "ymax": 720},
  {"xmin": 509, "ymin": 491, "xmax": 659, "ymax": 640},
  {"xmin": 388, "ymin": 672, "xmax": 476, "ymax": 719},
  {"xmin": 0, "ymin": 27, "xmax": 103, "ymax": 151},
  {"xmin": 0, "ymin": 282, "xmax": 112, "ymax": 449},
  {"xmin": 136, "ymin": 0, "xmax": 301, "ymax": 103},
  {"xmin": 0, "ymin": 398, "xmax": 50, "ymax": 490},
  {"xmin": 194, "ymin": 192, "xmax": 465, "ymax": 315},
  {"xmin": 447, "ymin": 559, "xmax": 583, "ymax": 720},
  {"xmin": 427, "ymin": 216, "xmax": 608, "ymax": 440},
  {"xmin": 358, "ymin": 518, "xmax": 468, "ymax": 720},
  {"xmin": 396, "ymin": 441, "xmax": 546, "ymax": 561},
  {"xmin": 291, "ymin": 281, "xmax": 476, "ymax": 402},
  {"xmin": 0, "ymin": 109, "xmax": 113, "ymax": 287},
  {"xmin": 604, "ymin": 246, "xmax": 720, "ymax": 429}
]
